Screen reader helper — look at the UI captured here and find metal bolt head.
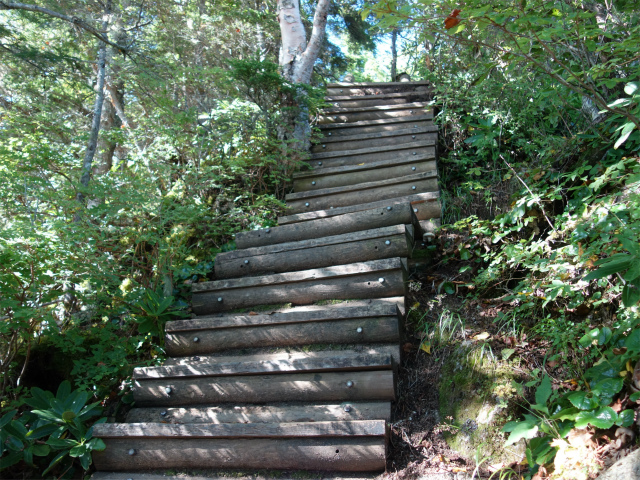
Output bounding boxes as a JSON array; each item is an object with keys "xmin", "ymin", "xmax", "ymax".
[
  {"xmin": 386, "ymin": 206, "xmax": 392, "ymax": 211},
  {"xmin": 193, "ymin": 336, "xmax": 200, "ymax": 343},
  {"xmin": 328, "ymin": 132, "xmax": 332, "ymax": 136},
  {"xmin": 412, "ymin": 186, "xmax": 417, "ymax": 190},
  {"xmin": 413, "ymin": 152, "xmax": 417, "ymax": 155},
  {"xmin": 344, "ymin": 404, "xmax": 352, "ymax": 412},
  {"xmin": 160, "ymin": 410, "xmax": 167, "ymax": 417},
  {"xmin": 311, "ymin": 181, "xmax": 316, "ymax": 185},
  {"xmin": 414, "ymin": 208, "xmax": 418, "ymax": 213},
  {"xmin": 128, "ymin": 448, "xmax": 136, "ymax": 456},
  {"xmin": 346, "ymin": 380, "xmax": 354, "ymax": 388},
  {"xmin": 217, "ymin": 297, "xmax": 223, "ymax": 302},
  {"xmin": 322, "ymin": 144, "xmax": 326, "ymax": 148},
  {"xmin": 165, "ymin": 386, "xmax": 172, "ymax": 395},
  {"xmin": 318, "ymin": 162, "xmax": 322, "ymax": 166},
  {"xmin": 266, "ymin": 228, "xmax": 270, "ymax": 233},
  {"xmin": 414, "ymin": 125, "xmax": 418, "ymax": 128},
  {"xmin": 244, "ymin": 259, "xmax": 249, "ymax": 264},
  {"xmin": 412, "ymin": 135, "xmax": 416, "ymax": 139},
  {"xmin": 378, "ymin": 277, "xmax": 384, "ymax": 283},
  {"xmin": 412, "ymin": 166, "xmax": 416, "ymax": 171},
  {"xmin": 340, "ymin": 89, "xmax": 343, "ymax": 92},
  {"xmin": 193, "ymin": 356, "xmax": 200, "ymax": 361},
  {"xmin": 356, "ymin": 327, "xmax": 363, "ymax": 333},
  {"xmin": 385, "ymin": 240, "xmax": 391, "ymax": 245},
  {"xmin": 305, "ymin": 202, "xmax": 310, "ymax": 207}
]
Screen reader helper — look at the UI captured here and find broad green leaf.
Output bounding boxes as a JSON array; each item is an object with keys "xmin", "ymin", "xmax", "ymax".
[
  {"xmin": 62, "ymin": 410, "xmax": 77, "ymax": 422},
  {"xmin": 0, "ymin": 410, "xmax": 17, "ymax": 429},
  {"xmin": 584, "ymin": 255, "xmax": 633, "ymax": 280},
  {"xmin": 0, "ymin": 451, "xmax": 23, "ymax": 469},
  {"xmin": 503, "ymin": 418, "xmax": 539, "ymax": 446},
  {"xmin": 56, "ymin": 380, "xmax": 71, "ymax": 401},
  {"xmin": 622, "ymin": 279, "xmax": 640, "ymax": 307},
  {"xmin": 574, "ymin": 407, "xmax": 617, "ymax": 429},
  {"xmin": 567, "ymin": 391, "xmax": 599, "ymax": 410},
  {"xmin": 32, "ymin": 444, "xmax": 50, "ymax": 457},
  {"xmin": 28, "ymin": 423, "xmax": 62, "ymax": 439},
  {"xmin": 617, "ymin": 409, "xmax": 635, "ymax": 427},
  {"xmin": 551, "ymin": 407, "xmax": 580, "ymax": 421},
  {"xmin": 42, "ymin": 450, "xmax": 68, "ymax": 476},
  {"xmin": 535, "ymin": 375, "xmax": 552, "ymax": 405}
]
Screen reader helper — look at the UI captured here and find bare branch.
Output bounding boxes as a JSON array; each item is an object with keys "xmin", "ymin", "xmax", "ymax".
[{"xmin": 0, "ymin": 1, "xmax": 128, "ymax": 53}]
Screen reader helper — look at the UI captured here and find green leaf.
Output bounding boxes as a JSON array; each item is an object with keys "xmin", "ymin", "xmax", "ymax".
[
  {"xmin": 617, "ymin": 409, "xmax": 635, "ymax": 427},
  {"xmin": 31, "ymin": 444, "xmax": 50, "ymax": 457},
  {"xmin": 28, "ymin": 423, "xmax": 62, "ymax": 439},
  {"xmin": 535, "ymin": 375, "xmax": 552, "ymax": 405},
  {"xmin": 0, "ymin": 410, "xmax": 17, "ymax": 429},
  {"xmin": 0, "ymin": 451, "xmax": 23, "ymax": 469},
  {"xmin": 62, "ymin": 410, "xmax": 77, "ymax": 422},
  {"xmin": 42, "ymin": 450, "xmax": 68, "ymax": 476},
  {"xmin": 56, "ymin": 380, "xmax": 71, "ymax": 401},
  {"xmin": 624, "ymin": 82, "xmax": 639, "ymax": 95},
  {"xmin": 574, "ymin": 407, "xmax": 617, "ymax": 429},
  {"xmin": 551, "ymin": 407, "xmax": 580, "ymax": 421},
  {"xmin": 584, "ymin": 255, "xmax": 633, "ymax": 280},
  {"xmin": 567, "ymin": 391, "xmax": 599, "ymax": 410},
  {"xmin": 622, "ymin": 279, "xmax": 640, "ymax": 307},
  {"xmin": 503, "ymin": 417, "xmax": 539, "ymax": 446},
  {"xmin": 625, "ymin": 329, "xmax": 640, "ymax": 352},
  {"xmin": 630, "ymin": 392, "xmax": 640, "ymax": 402}
]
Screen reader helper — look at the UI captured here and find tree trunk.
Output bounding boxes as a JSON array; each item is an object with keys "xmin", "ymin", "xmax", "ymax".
[
  {"xmin": 391, "ymin": 29, "xmax": 398, "ymax": 81},
  {"xmin": 276, "ymin": 0, "xmax": 330, "ymax": 152}
]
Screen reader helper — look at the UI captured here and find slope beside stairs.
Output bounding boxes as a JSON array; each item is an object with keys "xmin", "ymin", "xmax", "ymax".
[{"xmin": 91, "ymin": 80, "xmax": 441, "ymax": 479}]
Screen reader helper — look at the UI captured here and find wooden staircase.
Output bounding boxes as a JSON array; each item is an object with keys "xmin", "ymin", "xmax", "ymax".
[{"xmin": 91, "ymin": 80, "xmax": 441, "ymax": 478}]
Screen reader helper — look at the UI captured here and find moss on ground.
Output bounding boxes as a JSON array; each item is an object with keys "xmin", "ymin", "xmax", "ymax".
[{"xmin": 438, "ymin": 343, "xmax": 525, "ymax": 466}]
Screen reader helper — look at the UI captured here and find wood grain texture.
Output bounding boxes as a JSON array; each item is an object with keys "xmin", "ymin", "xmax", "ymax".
[
  {"xmin": 132, "ymin": 370, "xmax": 396, "ymax": 406},
  {"xmin": 310, "ymin": 140, "xmax": 434, "ymax": 161},
  {"xmin": 326, "ymin": 93, "xmax": 430, "ymax": 108},
  {"xmin": 278, "ymin": 193, "xmax": 438, "ymax": 225},
  {"xmin": 125, "ymin": 402, "xmax": 391, "ymax": 424},
  {"xmin": 307, "ymin": 146, "xmax": 436, "ymax": 170},
  {"xmin": 315, "ymin": 124, "xmax": 437, "ymax": 145},
  {"xmin": 318, "ymin": 108, "xmax": 430, "ymax": 124},
  {"xmin": 321, "ymin": 101, "xmax": 431, "ymax": 115},
  {"xmin": 311, "ymin": 132, "xmax": 437, "ymax": 154},
  {"xmin": 92, "ymin": 437, "xmax": 386, "ymax": 471},
  {"xmin": 236, "ymin": 203, "xmax": 417, "ymax": 249},
  {"xmin": 165, "ymin": 317, "xmax": 400, "ymax": 355},
  {"xmin": 294, "ymin": 160, "xmax": 437, "ymax": 192},
  {"xmin": 167, "ymin": 302, "xmax": 399, "ymax": 331},
  {"xmin": 133, "ymin": 353, "xmax": 393, "ymax": 380},
  {"xmin": 318, "ymin": 116, "xmax": 433, "ymax": 137},
  {"xmin": 286, "ymin": 175, "xmax": 438, "ymax": 215}
]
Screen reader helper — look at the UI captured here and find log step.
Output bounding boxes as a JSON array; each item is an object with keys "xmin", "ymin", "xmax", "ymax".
[
  {"xmin": 191, "ymin": 258, "xmax": 407, "ymax": 315},
  {"xmin": 326, "ymin": 80, "xmax": 431, "ymax": 96},
  {"xmin": 214, "ymin": 225, "xmax": 414, "ymax": 279},
  {"xmin": 294, "ymin": 158, "xmax": 437, "ymax": 191},
  {"xmin": 126, "ymin": 401, "xmax": 391, "ymax": 424},
  {"xmin": 165, "ymin": 300, "xmax": 403, "ymax": 355},
  {"xmin": 312, "ymin": 129, "xmax": 437, "ymax": 154},
  {"xmin": 318, "ymin": 114, "xmax": 433, "ymax": 137},
  {"xmin": 92, "ymin": 420, "xmax": 387, "ymax": 472},
  {"xmin": 278, "ymin": 192, "xmax": 440, "ymax": 226},
  {"xmin": 319, "ymin": 103, "xmax": 432, "ymax": 124},
  {"xmin": 285, "ymin": 171, "xmax": 438, "ymax": 215},
  {"xmin": 235, "ymin": 203, "xmax": 418, "ymax": 249},
  {"xmin": 309, "ymin": 143, "xmax": 435, "ymax": 170},
  {"xmin": 325, "ymin": 91, "xmax": 430, "ymax": 108},
  {"xmin": 316, "ymin": 123, "xmax": 438, "ymax": 145}
]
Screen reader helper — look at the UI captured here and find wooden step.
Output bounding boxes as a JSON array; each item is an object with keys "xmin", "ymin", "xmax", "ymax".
[
  {"xmin": 126, "ymin": 401, "xmax": 392, "ymax": 424},
  {"xmin": 214, "ymin": 225, "xmax": 414, "ymax": 279},
  {"xmin": 294, "ymin": 158, "xmax": 437, "ymax": 191},
  {"xmin": 308, "ymin": 143, "xmax": 436, "ymax": 170},
  {"xmin": 191, "ymin": 258, "xmax": 407, "ymax": 315},
  {"xmin": 318, "ymin": 114, "xmax": 433, "ymax": 137},
  {"xmin": 316, "ymin": 123, "xmax": 437, "ymax": 145},
  {"xmin": 278, "ymin": 192, "xmax": 440, "ymax": 226},
  {"xmin": 92, "ymin": 420, "xmax": 387, "ymax": 472},
  {"xmin": 235, "ymin": 203, "xmax": 418, "ymax": 249},
  {"xmin": 133, "ymin": 366, "xmax": 396, "ymax": 406},
  {"xmin": 326, "ymin": 80, "xmax": 431, "ymax": 96},
  {"xmin": 165, "ymin": 300, "xmax": 402, "ymax": 355},
  {"xmin": 285, "ymin": 171, "xmax": 438, "ymax": 214},
  {"xmin": 325, "ymin": 91, "xmax": 430, "ymax": 108},
  {"xmin": 312, "ymin": 130, "xmax": 437, "ymax": 154},
  {"xmin": 319, "ymin": 103, "xmax": 431, "ymax": 124},
  {"xmin": 164, "ymin": 344, "xmax": 402, "ymax": 367}
]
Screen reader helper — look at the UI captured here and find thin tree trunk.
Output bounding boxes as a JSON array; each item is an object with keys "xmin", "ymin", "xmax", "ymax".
[
  {"xmin": 391, "ymin": 28, "xmax": 398, "ymax": 81},
  {"xmin": 74, "ymin": 16, "xmax": 109, "ymax": 220}
]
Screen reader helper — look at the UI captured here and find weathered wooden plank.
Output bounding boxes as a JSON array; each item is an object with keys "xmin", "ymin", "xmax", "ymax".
[
  {"xmin": 165, "ymin": 317, "xmax": 400, "ymax": 355},
  {"xmin": 295, "ymin": 156, "xmax": 435, "ymax": 180},
  {"xmin": 326, "ymin": 80, "xmax": 430, "ymax": 88},
  {"xmin": 308, "ymin": 146, "xmax": 436, "ymax": 170},
  {"xmin": 215, "ymin": 227, "xmax": 411, "ymax": 279},
  {"xmin": 126, "ymin": 401, "xmax": 392, "ymax": 424},
  {"xmin": 319, "ymin": 108, "xmax": 431, "ymax": 125},
  {"xmin": 321, "ymin": 101, "xmax": 431, "ymax": 115},
  {"xmin": 326, "ymin": 94, "xmax": 428, "ymax": 108},
  {"xmin": 92, "ymin": 437, "xmax": 386, "ymax": 472},
  {"xmin": 168, "ymin": 302, "xmax": 399, "ymax": 331},
  {"xmin": 133, "ymin": 353, "xmax": 393, "ymax": 380},
  {"xmin": 286, "ymin": 173, "xmax": 438, "ymax": 214},
  {"xmin": 164, "ymin": 344, "xmax": 402, "ymax": 367},
  {"xmin": 94, "ymin": 420, "xmax": 386, "ymax": 439},
  {"xmin": 311, "ymin": 131, "xmax": 437, "ymax": 154},
  {"xmin": 294, "ymin": 160, "xmax": 437, "ymax": 192},
  {"xmin": 236, "ymin": 203, "xmax": 417, "ymax": 248},
  {"xmin": 326, "ymin": 90, "xmax": 430, "ymax": 101},
  {"xmin": 318, "ymin": 124, "xmax": 438, "ymax": 144},
  {"xmin": 278, "ymin": 193, "xmax": 439, "ymax": 225},
  {"xmin": 318, "ymin": 114, "xmax": 433, "ymax": 137},
  {"xmin": 92, "ymin": 472, "xmax": 378, "ymax": 480},
  {"xmin": 311, "ymin": 140, "xmax": 434, "ymax": 161},
  {"xmin": 132, "ymin": 370, "xmax": 396, "ymax": 406}
]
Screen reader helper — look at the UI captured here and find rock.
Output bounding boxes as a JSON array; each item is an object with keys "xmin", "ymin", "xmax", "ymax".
[{"xmin": 597, "ymin": 448, "xmax": 640, "ymax": 479}]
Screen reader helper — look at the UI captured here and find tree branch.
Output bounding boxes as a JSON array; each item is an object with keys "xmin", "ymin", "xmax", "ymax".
[
  {"xmin": 294, "ymin": 0, "xmax": 330, "ymax": 84},
  {"xmin": 0, "ymin": 1, "xmax": 128, "ymax": 53}
]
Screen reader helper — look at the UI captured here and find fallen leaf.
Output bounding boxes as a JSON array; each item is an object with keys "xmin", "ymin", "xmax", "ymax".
[
  {"xmin": 451, "ymin": 467, "xmax": 467, "ymax": 473},
  {"xmin": 249, "ymin": 311, "xmax": 258, "ymax": 316},
  {"xmin": 474, "ymin": 331, "xmax": 491, "ymax": 341},
  {"xmin": 420, "ymin": 341, "xmax": 431, "ymax": 354},
  {"xmin": 403, "ymin": 342, "xmax": 415, "ymax": 353},
  {"xmin": 444, "ymin": 9, "xmax": 461, "ymax": 29}
]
